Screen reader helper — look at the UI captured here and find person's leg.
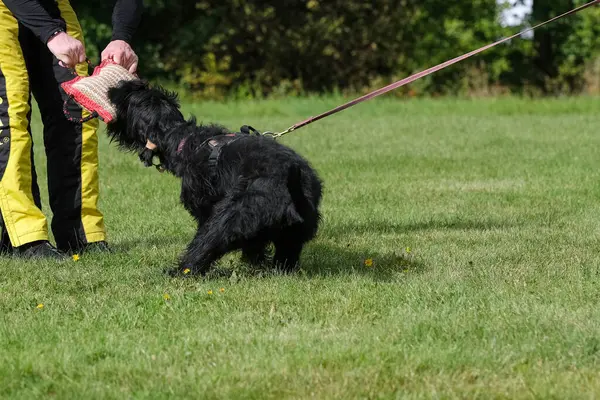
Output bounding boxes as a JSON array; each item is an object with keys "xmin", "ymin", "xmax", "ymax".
[
  {"xmin": 28, "ymin": 0, "xmax": 107, "ymax": 253},
  {"xmin": 0, "ymin": 5, "xmax": 55, "ymax": 255}
]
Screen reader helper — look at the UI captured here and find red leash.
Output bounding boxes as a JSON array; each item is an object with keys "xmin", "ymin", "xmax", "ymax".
[{"xmin": 265, "ymin": 0, "xmax": 599, "ymax": 138}]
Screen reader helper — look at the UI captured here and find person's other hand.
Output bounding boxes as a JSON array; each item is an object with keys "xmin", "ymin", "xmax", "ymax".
[
  {"xmin": 101, "ymin": 40, "xmax": 138, "ymax": 73},
  {"xmin": 47, "ymin": 31, "xmax": 86, "ymax": 68}
]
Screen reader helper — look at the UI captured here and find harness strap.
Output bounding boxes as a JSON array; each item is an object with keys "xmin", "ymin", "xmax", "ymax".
[
  {"xmin": 160, "ymin": 129, "xmax": 252, "ymax": 174},
  {"xmin": 207, "ymin": 134, "xmax": 239, "ymax": 170},
  {"xmin": 171, "ymin": 133, "xmax": 240, "ymax": 174}
]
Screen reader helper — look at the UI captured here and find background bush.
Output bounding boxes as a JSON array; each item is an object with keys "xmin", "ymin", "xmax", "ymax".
[{"xmin": 72, "ymin": 0, "xmax": 600, "ymax": 99}]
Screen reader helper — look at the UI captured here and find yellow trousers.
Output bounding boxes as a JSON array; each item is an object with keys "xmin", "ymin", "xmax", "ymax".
[{"xmin": 0, "ymin": 0, "xmax": 105, "ymax": 251}]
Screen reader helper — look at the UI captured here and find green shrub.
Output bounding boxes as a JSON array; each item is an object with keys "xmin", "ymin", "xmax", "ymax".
[{"xmin": 71, "ymin": 0, "xmax": 600, "ymax": 98}]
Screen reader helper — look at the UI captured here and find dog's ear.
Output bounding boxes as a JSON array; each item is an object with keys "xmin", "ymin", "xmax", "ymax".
[{"xmin": 141, "ymin": 87, "xmax": 185, "ymax": 141}]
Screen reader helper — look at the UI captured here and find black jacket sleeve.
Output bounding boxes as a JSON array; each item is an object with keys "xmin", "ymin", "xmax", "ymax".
[
  {"xmin": 2, "ymin": 0, "xmax": 65, "ymax": 44},
  {"xmin": 111, "ymin": 0, "xmax": 143, "ymax": 43}
]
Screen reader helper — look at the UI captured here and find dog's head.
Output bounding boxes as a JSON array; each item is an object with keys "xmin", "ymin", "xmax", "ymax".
[{"xmin": 106, "ymin": 79, "xmax": 185, "ymax": 153}]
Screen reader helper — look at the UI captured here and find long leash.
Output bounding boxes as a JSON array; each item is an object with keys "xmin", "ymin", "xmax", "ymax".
[{"xmin": 262, "ymin": 0, "xmax": 600, "ymax": 139}]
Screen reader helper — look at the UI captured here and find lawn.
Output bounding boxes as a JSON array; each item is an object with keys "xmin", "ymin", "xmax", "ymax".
[{"xmin": 1, "ymin": 95, "xmax": 600, "ymax": 399}]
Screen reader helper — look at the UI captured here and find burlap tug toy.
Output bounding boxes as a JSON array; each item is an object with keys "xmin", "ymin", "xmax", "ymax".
[{"xmin": 61, "ymin": 59, "xmax": 138, "ymax": 124}]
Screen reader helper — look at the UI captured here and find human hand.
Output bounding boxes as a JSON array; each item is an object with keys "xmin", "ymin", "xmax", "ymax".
[
  {"xmin": 101, "ymin": 40, "xmax": 138, "ymax": 73},
  {"xmin": 47, "ymin": 31, "xmax": 86, "ymax": 68}
]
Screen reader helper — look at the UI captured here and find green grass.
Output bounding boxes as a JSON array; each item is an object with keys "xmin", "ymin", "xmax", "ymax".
[{"xmin": 2, "ymin": 95, "xmax": 600, "ymax": 399}]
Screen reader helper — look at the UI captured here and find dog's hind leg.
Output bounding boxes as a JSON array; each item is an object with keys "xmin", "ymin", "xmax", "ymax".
[
  {"xmin": 241, "ymin": 238, "xmax": 269, "ymax": 266},
  {"xmin": 272, "ymin": 227, "xmax": 306, "ymax": 272},
  {"xmin": 273, "ymin": 240, "xmax": 303, "ymax": 272}
]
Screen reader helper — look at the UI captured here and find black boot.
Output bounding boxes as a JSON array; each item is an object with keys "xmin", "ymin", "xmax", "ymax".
[
  {"xmin": 63, "ymin": 240, "xmax": 112, "ymax": 255},
  {"xmin": 81, "ymin": 241, "xmax": 112, "ymax": 254},
  {"xmin": 14, "ymin": 240, "xmax": 67, "ymax": 260},
  {"xmin": 0, "ymin": 214, "xmax": 13, "ymax": 255}
]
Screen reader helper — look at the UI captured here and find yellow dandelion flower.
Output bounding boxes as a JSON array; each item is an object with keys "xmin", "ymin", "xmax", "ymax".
[
  {"xmin": 183, "ymin": 268, "xmax": 191, "ymax": 275},
  {"xmin": 207, "ymin": 290, "xmax": 213, "ymax": 295},
  {"xmin": 364, "ymin": 258, "xmax": 374, "ymax": 267},
  {"xmin": 163, "ymin": 293, "xmax": 171, "ymax": 301},
  {"xmin": 72, "ymin": 254, "xmax": 80, "ymax": 261},
  {"xmin": 219, "ymin": 288, "xmax": 225, "ymax": 293},
  {"xmin": 405, "ymin": 247, "xmax": 411, "ymax": 254},
  {"xmin": 36, "ymin": 303, "xmax": 44, "ymax": 309}
]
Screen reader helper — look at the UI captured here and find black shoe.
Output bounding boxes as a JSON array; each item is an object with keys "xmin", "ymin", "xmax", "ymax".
[
  {"xmin": 13, "ymin": 240, "xmax": 67, "ymax": 260},
  {"xmin": 0, "ymin": 215, "xmax": 12, "ymax": 255},
  {"xmin": 0, "ymin": 230, "xmax": 12, "ymax": 255},
  {"xmin": 80, "ymin": 241, "xmax": 112, "ymax": 254},
  {"xmin": 60, "ymin": 241, "xmax": 112, "ymax": 255}
]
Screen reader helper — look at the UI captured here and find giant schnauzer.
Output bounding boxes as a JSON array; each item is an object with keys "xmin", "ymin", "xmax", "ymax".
[{"xmin": 106, "ymin": 80, "xmax": 323, "ymax": 276}]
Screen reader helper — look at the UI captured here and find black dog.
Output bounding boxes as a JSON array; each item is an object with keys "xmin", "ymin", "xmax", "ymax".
[{"xmin": 106, "ymin": 80, "xmax": 323, "ymax": 276}]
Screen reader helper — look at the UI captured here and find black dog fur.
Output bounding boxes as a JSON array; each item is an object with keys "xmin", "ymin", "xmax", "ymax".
[{"xmin": 106, "ymin": 80, "xmax": 323, "ymax": 276}]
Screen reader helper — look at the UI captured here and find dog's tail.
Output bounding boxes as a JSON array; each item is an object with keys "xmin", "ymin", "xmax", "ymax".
[{"xmin": 286, "ymin": 165, "xmax": 315, "ymax": 225}]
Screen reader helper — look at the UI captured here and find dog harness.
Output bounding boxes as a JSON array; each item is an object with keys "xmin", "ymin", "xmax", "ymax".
[
  {"xmin": 192, "ymin": 133, "xmax": 240, "ymax": 170},
  {"xmin": 169, "ymin": 125, "xmax": 263, "ymax": 172},
  {"xmin": 146, "ymin": 125, "xmax": 262, "ymax": 172}
]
